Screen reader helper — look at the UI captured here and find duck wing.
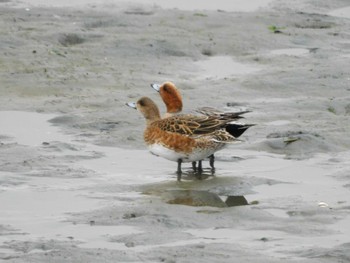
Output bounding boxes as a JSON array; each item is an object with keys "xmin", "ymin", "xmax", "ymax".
[
  {"xmin": 195, "ymin": 106, "xmax": 250, "ymax": 120},
  {"xmin": 151, "ymin": 114, "xmax": 229, "ymax": 136}
]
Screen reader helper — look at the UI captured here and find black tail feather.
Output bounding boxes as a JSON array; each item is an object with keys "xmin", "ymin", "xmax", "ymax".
[{"xmin": 225, "ymin": 123, "xmax": 255, "ymax": 138}]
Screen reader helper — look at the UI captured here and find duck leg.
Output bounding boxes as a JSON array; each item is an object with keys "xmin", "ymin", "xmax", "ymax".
[
  {"xmin": 209, "ymin": 154, "xmax": 215, "ymax": 173},
  {"xmin": 177, "ymin": 159, "xmax": 183, "ymax": 181},
  {"xmin": 192, "ymin": 161, "xmax": 197, "ymax": 172},
  {"xmin": 194, "ymin": 160, "xmax": 203, "ymax": 180},
  {"xmin": 197, "ymin": 160, "xmax": 203, "ymax": 174}
]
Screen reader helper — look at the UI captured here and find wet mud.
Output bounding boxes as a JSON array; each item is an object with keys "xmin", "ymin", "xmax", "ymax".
[{"xmin": 1, "ymin": 0, "xmax": 350, "ymax": 262}]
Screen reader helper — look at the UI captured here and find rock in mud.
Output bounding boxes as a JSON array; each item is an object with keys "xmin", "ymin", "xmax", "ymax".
[{"xmin": 225, "ymin": 196, "xmax": 249, "ymax": 207}]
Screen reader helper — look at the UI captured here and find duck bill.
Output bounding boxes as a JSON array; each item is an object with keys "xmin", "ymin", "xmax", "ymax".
[
  {"xmin": 126, "ymin": 102, "xmax": 137, "ymax": 109},
  {"xmin": 150, "ymin": 83, "xmax": 161, "ymax": 92}
]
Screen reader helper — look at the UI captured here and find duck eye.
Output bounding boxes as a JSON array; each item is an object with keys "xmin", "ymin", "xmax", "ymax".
[{"xmin": 139, "ymin": 99, "xmax": 145, "ymax": 106}]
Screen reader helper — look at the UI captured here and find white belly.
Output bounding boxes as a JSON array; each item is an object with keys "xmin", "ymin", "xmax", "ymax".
[{"xmin": 148, "ymin": 143, "xmax": 224, "ymax": 163}]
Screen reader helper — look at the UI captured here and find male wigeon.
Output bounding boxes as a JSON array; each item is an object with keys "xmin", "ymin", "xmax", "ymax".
[
  {"xmin": 126, "ymin": 97, "xmax": 240, "ymax": 181},
  {"xmin": 151, "ymin": 81, "xmax": 254, "ymax": 172}
]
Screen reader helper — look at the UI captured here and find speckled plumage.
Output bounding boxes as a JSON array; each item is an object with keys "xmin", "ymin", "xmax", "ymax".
[
  {"xmin": 151, "ymin": 81, "xmax": 254, "ymax": 174},
  {"xmin": 127, "ymin": 96, "xmax": 239, "ymax": 180}
]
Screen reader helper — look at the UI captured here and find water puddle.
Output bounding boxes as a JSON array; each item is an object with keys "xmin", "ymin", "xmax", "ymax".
[
  {"xmin": 0, "ymin": 189, "xmax": 96, "ymax": 218},
  {"xmin": 1, "ymin": 111, "xmax": 350, "ymax": 260},
  {"xmin": 154, "ymin": 189, "xmax": 249, "ymax": 207},
  {"xmin": 0, "ymin": 111, "xmax": 68, "ymax": 147},
  {"xmin": 329, "ymin": 6, "xmax": 350, "ymax": 19},
  {"xmin": 270, "ymin": 48, "xmax": 309, "ymax": 57},
  {"xmin": 0, "ymin": 111, "xmax": 170, "ymax": 185},
  {"xmin": 0, "ymin": 187, "xmax": 134, "ymax": 255},
  {"xmin": 194, "ymin": 56, "xmax": 260, "ymax": 79},
  {"xmin": 0, "ymin": 111, "xmax": 145, "ymax": 256}
]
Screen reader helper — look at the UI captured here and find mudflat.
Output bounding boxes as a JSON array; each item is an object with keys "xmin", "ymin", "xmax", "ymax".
[{"xmin": 1, "ymin": 0, "xmax": 350, "ymax": 262}]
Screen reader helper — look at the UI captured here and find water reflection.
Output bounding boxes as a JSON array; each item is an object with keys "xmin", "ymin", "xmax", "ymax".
[
  {"xmin": 141, "ymin": 172, "xmax": 255, "ymax": 207},
  {"xmin": 225, "ymin": 195, "xmax": 249, "ymax": 207},
  {"xmin": 164, "ymin": 190, "xmax": 250, "ymax": 208},
  {"xmin": 178, "ymin": 167, "xmax": 215, "ymax": 181},
  {"xmin": 144, "ymin": 188, "xmax": 250, "ymax": 208}
]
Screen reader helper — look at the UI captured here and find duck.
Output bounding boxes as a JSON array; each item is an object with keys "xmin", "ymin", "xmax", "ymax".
[
  {"xmin": 126, "ymin": 97, "xmax": 240, "ymax": 181},
  {"xmin": 151, "ymin": 81, "xmax": 253, "ymax": 172}
]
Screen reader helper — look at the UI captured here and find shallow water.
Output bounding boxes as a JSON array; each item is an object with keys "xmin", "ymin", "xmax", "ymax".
[
  {"xmin": 0, "ymin": 111, "xmax": 66, "ymax": 147},
  {"xmin": 270, "ymin": 48, "xmax": 310, "ymax": 57},
  {"xmin": 1, "ymin": 111, "xmax": 350, "ymax": 260},
  {"xmin": 194, "ymin": 56, "xmax": 261, "ymax": 80},
  {"xmin": 1, "ymin": 1, "xmax": 350, "ymax": 260},
  {"xmin": 329, "ymin": 6, "xmax": 350, "ymax": 19},
  {"xmin": 0, "ymin": 111, "xmax": 144, "ymax": 255}
]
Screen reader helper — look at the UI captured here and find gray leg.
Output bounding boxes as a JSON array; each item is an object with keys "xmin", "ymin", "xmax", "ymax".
[
  {"xmin": 209, "ymin": 154, "xmax": 215, "ymax": 172},
  {"xmin": 195, "ymin": 160, "xmax": 203, "ymax": 180},
  {"xmin": 177, "ymin": 159, "xmax": 182, "ymax": 181},
  {"xmin": 192, "ymin": 161, "xmax": 197, "ymax": 172},
  {"xmin": 198, "ymin": 160, "xmax": 203, "ymax": 174}
]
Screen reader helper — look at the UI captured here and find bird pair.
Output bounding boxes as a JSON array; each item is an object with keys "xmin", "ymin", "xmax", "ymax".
[{"xmin": 127, "ymin": 82, "xmax": 253, "ymax": 181}]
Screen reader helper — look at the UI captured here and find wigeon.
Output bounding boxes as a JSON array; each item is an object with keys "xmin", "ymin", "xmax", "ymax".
[
  {"xmin": 126, "ymin": 97, "xmax": 240, "ymax": 181},
  {"xmin": 151, "ymin": 81, "xmax": 253, "ymax": 172}
]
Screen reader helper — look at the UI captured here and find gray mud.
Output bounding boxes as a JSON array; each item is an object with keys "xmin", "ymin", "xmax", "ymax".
[{"xmin": 1, "ymin": 0, "xmax": 350, "ymax": 262}]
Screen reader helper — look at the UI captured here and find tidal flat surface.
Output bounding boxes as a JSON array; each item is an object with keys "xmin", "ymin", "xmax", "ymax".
[{"xmin": 1, "ymin": 0, "xmax": 350, "ymax": 262}]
